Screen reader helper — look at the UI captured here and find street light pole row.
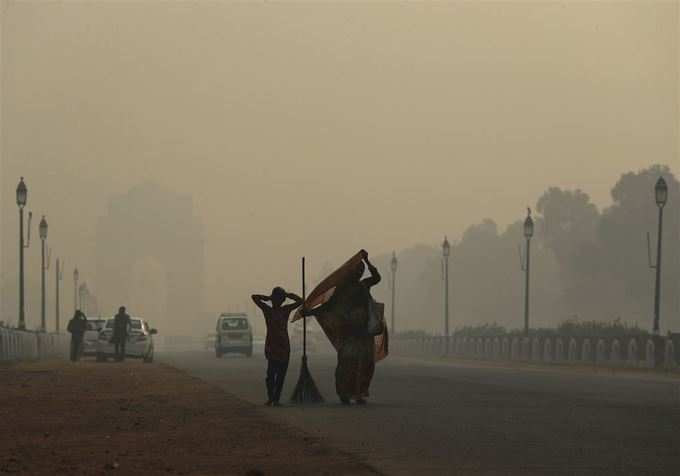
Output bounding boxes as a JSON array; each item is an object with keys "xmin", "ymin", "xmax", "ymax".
[
  {"xmin": 430, "ymin": 176, "xmax": 665, "ymax": 340},
  {"xmin": 391, "ymin": 238, "xmax": 452, "ymax": 341},
  {"xmin": 15, "ymin": 177, "xmax": 81, "ymax": 333}
]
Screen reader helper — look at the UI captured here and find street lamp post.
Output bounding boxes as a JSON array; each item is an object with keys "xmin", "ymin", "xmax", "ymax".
[
  {"xmin": 442, "ymin": 237, "xmax": 451, "ymax": 352},
  {"xmin": 55, "ymin": 258, "xmax": 63, "ymax": 332},
  {"xmin": 79, "ymin": 283, "xmax": 89, "ymax": 315},
  {"xmin": 73, "ymin": 267, "xmax": 79, "ymax": 313},
  {"xmin": 652, "ymin": 177, "xmax": 668, "ymax": 334},
  {"xmin": 16, "ymin": 178, "xmax": 31, "ymax": 330},
  {"xmin": 39, "ymin": 216, "xmax": 49, "ymax": 332},
  {"xmin": 390, "ymin": 252, "xmax": 398, "ymax": 335},
  {"xmin": 522, "ymin": 208, "xmax": 534, "ymax": 337}
]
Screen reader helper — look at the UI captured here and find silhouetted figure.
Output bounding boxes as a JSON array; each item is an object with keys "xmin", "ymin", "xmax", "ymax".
[
  {"xmin": 303, "ymin": 250, "xmax": 381, "ymax": 405},
  {"xmin": 67, "ymin": 310, "xmax": 87, "ymax": 362},
  {"xmin": 112, "ymin": 306, "xmax": 131, "ymax": 362},
  {"xmin": 252, "ymin": 287, "xmax": 303, "ymax": 407}
]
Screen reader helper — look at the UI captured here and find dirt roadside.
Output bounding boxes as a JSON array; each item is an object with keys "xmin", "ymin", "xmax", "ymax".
[{"xmin": 0, "ymin": 360, "xmax": 380, "ymax": 476}]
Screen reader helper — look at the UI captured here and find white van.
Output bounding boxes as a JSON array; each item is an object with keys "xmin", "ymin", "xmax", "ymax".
[{"xmin": 215, "ymin": 313, "xmax": 253, "ymax": 358}]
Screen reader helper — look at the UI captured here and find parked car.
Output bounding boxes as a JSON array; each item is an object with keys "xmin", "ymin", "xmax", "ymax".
[
  {"xmin": 96, "ymin": 317, "xmax": 157, "ymax": 363},
  {"xmin": 82, "ymin": 317, "xmax": 107, "ymax": 357},
  {"xmin": 215, "ymin": 313, "xmax": 252, "ymax": 357}
]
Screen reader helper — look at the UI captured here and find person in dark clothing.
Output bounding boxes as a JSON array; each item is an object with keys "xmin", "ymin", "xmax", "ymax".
[
  {"xmin": 67, "ymin": 310, "xmax": 87, "ymax": 362},
  {"xmin": 302, "ymin": 250, "xmax": 381, "ymax": 405},
  {"xmin": 112, "ymin": 306, "xmax": 132, "ymax": 362},
  {"xmin": 252, "ymin": 287, "xmax": 303, "ymax": 407}
]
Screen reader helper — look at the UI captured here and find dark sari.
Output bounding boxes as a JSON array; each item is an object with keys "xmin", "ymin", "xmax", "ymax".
[
  {"xmin": 293, "ymin": 252, "xmax": 387, "ymax": 400},
  {"xmin": 333, "ymin": 283, "xmax": 376, "ymax": 399}
]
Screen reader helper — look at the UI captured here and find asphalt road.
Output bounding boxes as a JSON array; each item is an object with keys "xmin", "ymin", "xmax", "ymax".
[{"xmin": 160, "ymin": 350, "xmax": 680, "ymax": 476}]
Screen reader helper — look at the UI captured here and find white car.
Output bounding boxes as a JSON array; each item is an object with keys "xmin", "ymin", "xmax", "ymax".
[
  {"xmin": 215, "ymin": 313, "xmax": 253, "ymax": 358},
  {"xmin": 82, "ymin": 318, "xmax": 107, "ymax": 357},
  {"xmin": 96, "ymin": 317, "xmax": 157, "ymax": 363}
]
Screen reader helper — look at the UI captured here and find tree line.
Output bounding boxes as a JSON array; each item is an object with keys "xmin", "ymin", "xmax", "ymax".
[{"xmin": 371, "ymin": 164, "xmax": 679, "ymax": 335}]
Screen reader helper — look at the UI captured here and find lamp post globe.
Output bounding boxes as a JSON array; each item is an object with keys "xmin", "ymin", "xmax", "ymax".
[
  {"xmin": 655, "ymin": 177, "xmax": 668, "ymax": 208},
  {"xmin": 39, "ymin": 216, "xmax": 48, "ymax": 240},
  {"xmin": 442, "ymin": 236, "xmax": 451, "ymax": 258},
  {"xmin": 523, "ymin": 208, "xmax": 534, "ymax": 239},
  {"xmin": 16, "ymin": 177, "xmax": 27, "ymax": 208}
]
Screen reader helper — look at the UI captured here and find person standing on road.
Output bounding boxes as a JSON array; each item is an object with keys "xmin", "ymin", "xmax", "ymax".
[
  {"xmin": 112, "ymin": 306, "xmax": 132, "ymax": 362},
  {"xmin": 67, "ymin": 310, "xmax": 87, "ymax": 362},
  {"xmin": 252, "ymin": 287, "xmax": 303, "ymax": 407},
  {"xmin": 302, "ymin": 250, "xmax": 381, "ymax": 405}
]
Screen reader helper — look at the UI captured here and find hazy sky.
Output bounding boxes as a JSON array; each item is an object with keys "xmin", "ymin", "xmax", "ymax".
[{"xmin": 1, "ymin": 2, "xmax": 678, "ymax": 321}]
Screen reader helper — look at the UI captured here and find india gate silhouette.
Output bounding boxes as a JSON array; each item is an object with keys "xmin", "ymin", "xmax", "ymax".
[{"xmin": 95, "ymin": 183, "xmax": 204, "ymax": 334}]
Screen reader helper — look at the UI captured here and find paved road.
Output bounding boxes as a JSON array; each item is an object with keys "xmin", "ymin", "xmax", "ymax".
[{"xmin": 161, "ymin": 350, "xmax": 680, "ymax": 475}]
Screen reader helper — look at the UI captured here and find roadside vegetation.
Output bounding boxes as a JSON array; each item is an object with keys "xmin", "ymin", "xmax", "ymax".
[{"xmin": 397, "ymin": 318, "xmax": 649, "ymax": 339}]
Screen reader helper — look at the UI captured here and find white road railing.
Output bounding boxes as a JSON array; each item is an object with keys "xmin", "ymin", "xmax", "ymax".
[{"xmin": 0, "ymin": 328, "xmax": 69, "ymax": 361}]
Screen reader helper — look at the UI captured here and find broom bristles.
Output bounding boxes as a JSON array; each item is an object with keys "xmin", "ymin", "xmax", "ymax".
[{"xmin": 290, "ymin": 356, "xmax": 324, "ymax": 404}]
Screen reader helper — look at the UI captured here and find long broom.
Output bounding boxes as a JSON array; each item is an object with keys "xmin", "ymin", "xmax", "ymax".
[{"xmin": 290, "ymin": 257, "xmax": 324, "ymax": 404}]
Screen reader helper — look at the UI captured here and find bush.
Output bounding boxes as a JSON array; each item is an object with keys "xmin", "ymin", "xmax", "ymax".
[
  {"xmin": 395, "ymin": 329, "xmax": 430, "ymax": 339},
  {"xmin": 396, "ymin": 318, "xmax": 649, "ymax": 339},
  {"xmin": 453, "ymin": 323, "xmax": 507, "ymax": 337},
  {"xmin": 555, "ymin": 317, "xmax": 648, "ymax": 337}
]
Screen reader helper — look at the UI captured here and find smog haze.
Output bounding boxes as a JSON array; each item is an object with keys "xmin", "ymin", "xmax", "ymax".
[{"xmin": 1, "ymin": 2, "xmax": 678, "ymax": 334}]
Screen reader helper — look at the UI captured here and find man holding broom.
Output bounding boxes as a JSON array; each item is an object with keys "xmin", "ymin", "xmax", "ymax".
[{"xmin": 252, "ymin": 287, "xmax": 303, "ymax": 407}]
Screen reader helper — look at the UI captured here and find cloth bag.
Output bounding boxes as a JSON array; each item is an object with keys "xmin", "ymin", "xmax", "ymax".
[{"xmin": 366, "ymin": 296, "xmax": 385, "ymax": 337}]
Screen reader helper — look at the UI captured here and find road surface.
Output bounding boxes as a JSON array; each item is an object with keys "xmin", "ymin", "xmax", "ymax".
[{"xmin": 161, "ymin": 350, "xmax": 680, "ymax": 475}]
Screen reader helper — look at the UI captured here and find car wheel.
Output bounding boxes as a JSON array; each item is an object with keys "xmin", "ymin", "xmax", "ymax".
[
  {"xmin": 216, "ymin": 350, "xmax": 222, "ymax": 358},
  {"xmin": 245, "ymin": 348, "xmax": 253, "ymax": 357},
  {"xmin": 96, "ymin": 353, "xmax": 106, "ymax": 362}
]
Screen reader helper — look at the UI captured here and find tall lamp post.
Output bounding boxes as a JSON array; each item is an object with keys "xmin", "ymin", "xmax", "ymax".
[
  {"xmin": 16, "ymin": 177, "xmax": 31, "ymax": 330},
  {"xmin": 522, "ymin": 208, "xmax": 534, "ymax": 337},
  {"xmin": 442, "ymin": 237, "xmax": 451, "ymax": 349},
  {"xmin": 55, "ymin": 258, "xmax": 63, "ymax": 332},
  {"xmin": 39, "ymin": 216, "xmax": 49, "ymax": 332},
  {"xmin": 652, "ymin": 177, "xmax": 668, "ymax": 334},
  {"xmin": 390, "ymin": 251, "xmax": 398, "ymax": 335},
  {"xmin": 79, "ymin": 283, "xmax": 89, "ymax": 315},
  {"xmin": 73, "ymin": 267, "xmax": 79, "ymax": 313}
]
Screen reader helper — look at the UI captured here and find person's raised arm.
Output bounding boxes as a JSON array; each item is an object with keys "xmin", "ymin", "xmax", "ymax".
[
  {"xmin": 361, "ymin": 250, "xmax": 381, "ymax": 288},
  {"xmin": 283, "ymin": 292, "xmax": 304, "ymax": 312},
  {"xmin": 251, "ymin": 294, "xmax": 271, "ymax": 312}
]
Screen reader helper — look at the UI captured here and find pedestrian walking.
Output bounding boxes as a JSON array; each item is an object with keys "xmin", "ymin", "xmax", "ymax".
[
  {"xmin": 111, "ymin": 306, "xmax": 131, "ymax": 361},
  {"xmin": 67, "ymin": 310, "xmax": 87, "ymax": 362},
  {"xmin": 301, "ymin": 250, "xmax": 384, "ymax": 405},
  {"xmin": 252, "ymin": 287, "xmax": 303, "ymax": 407}
]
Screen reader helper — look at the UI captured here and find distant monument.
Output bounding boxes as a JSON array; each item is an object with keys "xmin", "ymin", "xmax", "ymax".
[{"xmin": 95, "ymin": 183, "xmax": 204, "ymax": 334}]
